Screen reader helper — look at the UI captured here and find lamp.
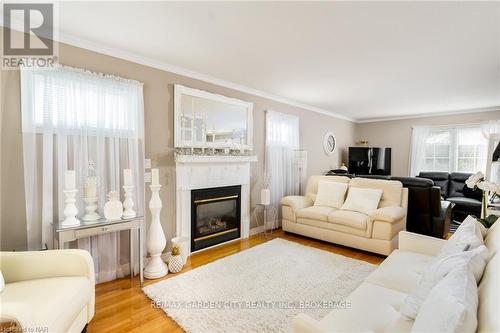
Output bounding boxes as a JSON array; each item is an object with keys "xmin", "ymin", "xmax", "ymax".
[{"xmin": 294, "ymin": 150, "xmax": 308, "ymax": 195}]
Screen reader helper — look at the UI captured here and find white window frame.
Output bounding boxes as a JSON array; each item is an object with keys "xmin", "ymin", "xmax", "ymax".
[{"xmin": 422, "ymin": 125, "xmax": 487, "ymax": 173}]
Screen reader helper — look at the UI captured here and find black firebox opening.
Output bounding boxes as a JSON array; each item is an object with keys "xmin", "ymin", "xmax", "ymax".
[{"xmin": 191, "ymin": 185, "xmax": 241, "ymax": 252}]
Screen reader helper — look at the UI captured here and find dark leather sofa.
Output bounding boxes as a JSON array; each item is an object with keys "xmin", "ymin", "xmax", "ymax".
[
  {"xmin": 418, "ymin": 172, "xmax": 482, "ymax": 223},
  {"xmin": 325, "ymin": 172, "xmax": 452, "ymax": 238},
  {"xmin": 391, "ymin": 176, "xmax": 451, "ymax": 238}
]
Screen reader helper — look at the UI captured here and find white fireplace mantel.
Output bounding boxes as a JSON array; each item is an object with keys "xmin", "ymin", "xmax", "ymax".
[
  {"xmin": 175, "ymin": 154, "xmax": 258, "ymax": 164},
  {"xmin": 175, "ymin": 154, "xmax": 258, "ymax": 255}
]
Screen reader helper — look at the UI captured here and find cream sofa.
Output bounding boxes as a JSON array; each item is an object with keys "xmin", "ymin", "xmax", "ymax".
[
  {"xmin": 0, "ymin": 249, "xmax": 95, "ymax": 333},
  {"xmin": 282, "ymin": 176, "xmax": 408, "ymax": 256},
  {"xmin": 293, "ymin": 221, "xmax": 500, "ymax": 333}
]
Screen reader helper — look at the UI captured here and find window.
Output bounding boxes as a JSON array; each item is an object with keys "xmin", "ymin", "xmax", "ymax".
[
  {"xmin": 417, "ymin": 126, "xmax": 487, "ymax": 174},
  {"xmin": 20, "ymin": 65, "xmax": 143, "ymax": 138},
  {"xmin": 423, "ymin": 130, "xmax": 451, "ymax": 172},
  {"xmin": 265, "ymin": 110, "xmax": 300, "ymax": 209}
]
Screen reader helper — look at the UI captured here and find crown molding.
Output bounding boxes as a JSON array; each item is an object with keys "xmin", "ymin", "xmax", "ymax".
[
  {"xmin": 53, "ymin": 31, "xmax": 356, "ymax": 123},
  {"xmin": 356, "ymin": 106, "xmax": 500, "ymax": 124}
]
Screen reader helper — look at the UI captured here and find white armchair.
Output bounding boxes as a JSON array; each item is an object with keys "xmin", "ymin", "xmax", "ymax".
[{"xmin": 0, "ymin": 249, "xmax": 95, "ymax": 333}]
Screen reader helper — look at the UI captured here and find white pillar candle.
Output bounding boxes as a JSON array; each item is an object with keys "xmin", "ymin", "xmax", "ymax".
[
  {"xmin": 261, "ymin": 188, "xmax": 271, "ymax": 206},
  {"xmin": 151, "ymin": 168, "xmax": 159, "ymax": 186},
  {"xmin": 84, "ymin": 177, "xmax": 97, "ymax": 198},
  {"xmin": 124, "ymin": 169, "xmax": 133, "ymax": 186},
  {"xmin": 65, "ymin": 170, "xmax": 76, "ymax": 190}
]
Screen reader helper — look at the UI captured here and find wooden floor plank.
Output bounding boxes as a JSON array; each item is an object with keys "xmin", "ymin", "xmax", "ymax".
[{"xmin": 88, "ymin": 230, "xmax": 384, "ymax": 332}]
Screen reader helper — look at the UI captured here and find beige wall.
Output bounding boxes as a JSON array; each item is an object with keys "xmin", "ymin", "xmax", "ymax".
[
  {"xmin": 0, "ymin": 38, "xmax": 355, "ymax": 251},
  {"xmin": 355, "ymin": 111, "xmax": 500, "ymax": 177}
]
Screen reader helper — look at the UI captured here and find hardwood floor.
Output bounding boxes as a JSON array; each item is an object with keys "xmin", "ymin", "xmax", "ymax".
[{"xmin": 88, "ymin": 230, "xmax": 385, "ymax": 333}]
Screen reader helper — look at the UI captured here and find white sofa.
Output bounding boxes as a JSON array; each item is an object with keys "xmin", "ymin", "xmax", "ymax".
[
  {"xmin": 282, "ymin": 176, "xmax": 408, "ymax": 256},
  {"xmin": 0, "ymin": 249, "xmax": 95, "ymax": 333},
  {"xmin": 293, "ymin": 221, "xmax": 500, "ymax": 333}
]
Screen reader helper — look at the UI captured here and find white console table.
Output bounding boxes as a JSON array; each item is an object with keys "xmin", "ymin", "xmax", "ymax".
[{"xmin": 54, "ymin": 217, "xmax": 145, "ymax": 285}]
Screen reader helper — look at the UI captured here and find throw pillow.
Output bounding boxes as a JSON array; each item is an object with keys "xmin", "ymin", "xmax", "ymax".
[
  {"xmin": 463, "ymin": 184, "xmax": 483, "ymax": 201},
  {"xmin": 400, "ymin": 245, "xmax": 488, "ymax": 320},
  {"xmin": 437, "ymin": 217, "xmax": 484, "ymax": 258},
  {"xmin": 341, "ymin": 187, "xmax": 383, "ymax": 215},
  {"xmin": 411, "ymin": 267, "xmax": 478, "ymax": 333},
  {"xmin": 314, "ymin": 181, "xmax": 348, "ymax": 209},
  {"xmin": 462, "ymin": 215, "xmax": 488, "ymax": 238}
]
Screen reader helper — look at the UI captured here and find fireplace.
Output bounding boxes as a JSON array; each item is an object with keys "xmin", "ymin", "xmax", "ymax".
[{"xmin": 191, "ymin": 185, "xmax": 241, "ymax": 252}]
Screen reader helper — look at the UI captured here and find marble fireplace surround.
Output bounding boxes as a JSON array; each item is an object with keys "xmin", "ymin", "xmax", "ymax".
[{"xmin": 175, "ymin": 154, "xmax": 258, "ymax": 255}]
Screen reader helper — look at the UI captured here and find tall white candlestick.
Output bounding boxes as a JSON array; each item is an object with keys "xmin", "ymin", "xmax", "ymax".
[
  {"xmin": 61, "ymin": 189, "xmax": 80, "ymax": 227},
  {"xmin": 65, "ymin": 170, "xmax": 76, "ymax": 190},
  {"xmin": 144, "ymin": 184, "xmax": 168, "ymax": 279},
  {"xmin": 124, "ymin": 169, "xmax": 132, "ymax": 186},
  {"xmin": 122, "ymin": 185, "xmax": 136, "ymax": 219},
  {"xmin": 151, "ymin": 168, "xmax": 159, "ymax": 186}
]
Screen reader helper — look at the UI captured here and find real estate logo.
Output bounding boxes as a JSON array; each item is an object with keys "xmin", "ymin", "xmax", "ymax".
[{"xmin": 2, "ymin": 2, "xmax": 58, "ymax": 69}]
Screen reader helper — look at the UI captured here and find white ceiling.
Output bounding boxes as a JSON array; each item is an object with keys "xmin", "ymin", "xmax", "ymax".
[{"xmin": 20, "ymin": 2, "xmax": 500, "ymax": 121}]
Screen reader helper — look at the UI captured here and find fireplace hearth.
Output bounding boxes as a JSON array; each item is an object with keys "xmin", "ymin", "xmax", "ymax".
[{"xmin": 191, "ymin": 185, "xmax": 241, "ymax": 252}]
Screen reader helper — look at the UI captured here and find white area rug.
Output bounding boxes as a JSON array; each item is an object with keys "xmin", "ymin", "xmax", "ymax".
[{"xmin": 143, "ymin": 238, "xmax": 376, "ymax": 333}]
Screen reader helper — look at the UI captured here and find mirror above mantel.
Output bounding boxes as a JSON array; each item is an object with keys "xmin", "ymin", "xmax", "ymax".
[{"xmin": 174, "ymin": 85, "xmax": 254, "ymax": 151}]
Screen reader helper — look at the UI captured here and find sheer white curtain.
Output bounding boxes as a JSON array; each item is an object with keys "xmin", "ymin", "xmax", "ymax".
[
  {"xmin": 20, "ymin": 65, "xmax": 144, "ymax": 283},
  {"xmin": 409, "ymin": 126, "xmax": 431, "ymax": 176},
  {"xmin": 482, "ymin": 120, "xmax": 500, "ymax": 139},
  {"xmin": 265, "ymin": 110, "xmax": 300, "ymax": 214}
]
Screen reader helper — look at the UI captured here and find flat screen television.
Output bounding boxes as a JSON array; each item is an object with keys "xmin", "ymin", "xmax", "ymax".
[{"xmin": 348, "ymin": 147, "xmax": 392, "ymax": 175}]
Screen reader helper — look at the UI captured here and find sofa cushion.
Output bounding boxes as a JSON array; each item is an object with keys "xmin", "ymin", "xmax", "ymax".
[
  {"xmin": 365, "ymin": 249, "xmax": 434, "ymax": 294},
  {"xmin": 320, "ymin": 282, "xmax": 412, "ymax": 333},
  {"xmin": 438, "ymin": 216, "xmax": 484, "ymax": 258},
  {"xmin": 328, "ymin": 210, "xmax": 368, "ymax": 230},
  {"xmin": 463, "ymin": 184, "xmax": 483, "ymax": 201},
  {"xmin": 418, "ymin": 171, "xmax": 450, "ymax": 198},
  {"xmin": 1, "ymin": 276, "xmax": 91, "ymax": 333},
  {"xmin": 296, "ymin": 217, "xmax": 367, "ymax": 237},
  {"xmin": 314, "ymin": 181, "xmax": 348, "ymax": 209},
  {"xmin": 350, "ymin": 177, "xmax": 403, "ymax": 208},
  {"xmin": 341, "ymin": 187, "xmax": 383, "ymax": 215},
  {"xmin": 449, "ymin": 172, "xmax": 473, "ymax": 198},
  {"xmin": 412, "ymin": 267, "xmax": 478, "ymax": 333},
  {"xmin": 447, "ymin": 196, "xmax": 482, "ymax": 208},
  {"xmin": 401, "ymin": 245, "xmax": 488, "ymax": 320},
  {"xmin": 296, "ymin": 206, "xmax": 335, "ymax": 222},
  {"xmin": 370, "ymin": 206, "xmax": 406, "ymax": 223}
]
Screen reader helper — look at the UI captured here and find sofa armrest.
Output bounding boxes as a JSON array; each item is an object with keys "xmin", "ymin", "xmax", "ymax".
[
  {"xmin": 1, "ymin": 249, "xmax": 95, "ymax": 321},
  {"xmin": 398, "ymin": 231, "xmax": 446, "ymax": 256},
  {"xmin": 281, "ymin": 196, "xmax": 313, "ymax": 211},
  {"xmin": 0, "ymin": 249, "xmax": 94, "ymax": 284},
  {"xmin": 293, "ymin": 313, "xmax": 328, "ymax": 333},
  {"xmin": 370, "ymin": 206, "xmax": 406, "ymax": 223}
]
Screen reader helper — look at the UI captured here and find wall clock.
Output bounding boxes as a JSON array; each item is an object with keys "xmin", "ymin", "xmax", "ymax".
[{"xmin": 323, "ymin": 132, "xmax": 336, "ymax": 156}]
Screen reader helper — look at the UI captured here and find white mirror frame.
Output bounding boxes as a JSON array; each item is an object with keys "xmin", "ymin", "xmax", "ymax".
[{"xmin": 174, "ymin": 84, "xmax": 254, "ymax": 150}]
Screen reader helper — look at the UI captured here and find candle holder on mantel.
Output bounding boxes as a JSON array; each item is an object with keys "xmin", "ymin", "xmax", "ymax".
[
  {"xmin": 144, "ymin": 183, "xmax": 168, "ymax": 279},
  {"xmin": 122, "ymin": 185, "xmax": 136, "ymax": 218},
  {"xmin": 61, "ymin": 189, "xmax": 80, "ymax": 227}
]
